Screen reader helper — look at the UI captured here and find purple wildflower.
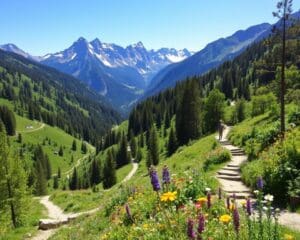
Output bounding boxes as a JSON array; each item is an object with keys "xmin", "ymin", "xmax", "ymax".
[
  {"xmin": 150, "ymin": 168, "xmax": 161, "ymax": 191},
  {"xmin": 198, "ymin": 214, "xmax": 205, "ymax": 235},
  {"xmin": 257, "ymin": 176, "xmax": 264, "ymax": 190},
  {"xmin": 162, "ymin": 165, "xmax": 170, "ymax": 184},
  {"xmin": 246, "ymin": 198, "xmax": 252, "ymax": 216},
  {"xmin": 125, "ymin": 204, "xmax": 132, "ymax": 219},
  {"xmin": 187, "ymin": 218, "xmax": 196, "ymax": 239},
  {"xmin": 226, "ymin": 196, "xmax": 230, "ymax": 209},
  {"xmin": 233, "ymin": 206, "xmax": 240, "ymax": 233},
  {"xmin": 207, "ymin": 191, "xmax": 211, "ymax": 209}
]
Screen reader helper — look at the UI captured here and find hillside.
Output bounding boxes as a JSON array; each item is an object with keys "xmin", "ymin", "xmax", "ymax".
[{"xmin": 0, "ymin": 49, "xmax": 121, "ymax": 144}]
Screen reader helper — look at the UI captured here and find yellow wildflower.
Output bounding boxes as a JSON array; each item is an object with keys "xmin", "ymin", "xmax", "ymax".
[
  {"xmin": 197, "ymin": 197, "xmax": 208, "ymax": 204},
  {"xmin": 143, "ymin": 223, "xmax": 149, "ymax": 230},
  {"xmin": 284, "ymin": 234, "xmax": 295, "ymax": 240},
  {"xmin": 160, "ymin": 191, "xmax": 177, "ymax": 202},
  {"xmin": 219, "ymin": 214, "xmax": 231, "ymax": 224}
]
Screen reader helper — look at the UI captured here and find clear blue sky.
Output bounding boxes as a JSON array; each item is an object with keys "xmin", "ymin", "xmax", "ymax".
[{"xmin": 1, "ymin": 0, "xmax": 299, "ymax": 55}]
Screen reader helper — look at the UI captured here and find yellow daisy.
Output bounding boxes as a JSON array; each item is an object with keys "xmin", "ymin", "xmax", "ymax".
[{"xmin": 160, "ymin": 191, "xmax": 177, "ymax": 202}]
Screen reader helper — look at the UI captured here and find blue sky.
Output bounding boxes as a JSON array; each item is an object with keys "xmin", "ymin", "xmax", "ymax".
[{"xmin": 1, "ymin": 0, "xmax": 299, "ymax": 55}]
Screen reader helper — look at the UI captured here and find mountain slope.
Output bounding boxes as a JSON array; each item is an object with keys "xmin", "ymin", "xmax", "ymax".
[
  {"xmin": 146, "ymin": 23, "xmax": 271, "ymax": 97},
  {"xmin": 37, "ymin": 38, "xmax": 193, "ymax": 110},
  {"xmin": 0, "ymin": 49, "xmax": 121, "ymax": 144}
]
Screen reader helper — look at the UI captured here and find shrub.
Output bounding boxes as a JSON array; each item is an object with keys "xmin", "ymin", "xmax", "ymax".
[{"xmin": 203, "ymin": 147, "xmax": 231, "ymax": 171}]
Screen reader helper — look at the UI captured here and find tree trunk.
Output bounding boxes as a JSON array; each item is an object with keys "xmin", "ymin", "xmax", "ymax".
[{"xmin": 280, "ymin": 9, "xmax": 286, "ymax": 138}]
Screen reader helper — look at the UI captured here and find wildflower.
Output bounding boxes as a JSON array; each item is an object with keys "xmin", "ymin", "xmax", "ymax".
[
  {"xmin": 241, "ymin": 200, "xmax": 247, "ymax": 208},
  {"xmin": 246, "ymin": 198, "xmax": 252, "ymax": 216},
  {"xmin": 233, "ymin": 207, "xmax": 240, "ymax": 233},
  {"xmin": 142, "ymin": 223, "xmax": 149, "ymax": 230},
  {"xmin": 253, "ymin": 190, "xmax": 259, "ymax": 195},
  {"xmin": 197, "ymin": 197, "xmax": 207, "ymax": 205},
  {"xmin": 284, "ymin": 234, "xmax": 295, "ymax": 240},
  {"xmin": 194, "ymin": 202, "xmax": 202, "ymax": 209},
  {"xmin": 205, "ymin": 187, "xmax": 211, "ymax": 192},
  {"xmin": 162, "ymin": 165, "xmax": 171, "ymax": 184},
  {"xmin": 264, "ymin": 194, "xmax": 274, "ymax": 202},
  {"xmin": 219, "ymin": 214, "xmax": 231, "ymax": 224},
  {"xmin": 187, "ymin": 218, "xmax": 196, "ymax": 239},
  {"xmin": 198, "ymin": 214, "xmax": 205, "ymax": 235},
  {"xmin": 229, "ymin": 204, "xmax": 235, "ymax": 211},
  {"xmin": 160, "ymin": 191, "xmax": 177, "ymax": 202},
  {"xmin": 257, "ymin": 176, "xmax": 264, "ymax": 190},
  {"xmin": 149, "ymin": 167, "xmax": 161, "ymax": 191},
  {"xmin": 207, "ymin": 191, "xmax": 211, "ymax": 209}
]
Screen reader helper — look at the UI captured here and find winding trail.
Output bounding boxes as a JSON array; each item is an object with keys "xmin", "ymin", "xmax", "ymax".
[
  {"xmin": 217, "ymin": 125, "xmax": 300, "ymax": 231},
  {"xmin": 18, "ymin": 123, "xmax": 45, "ymax": 134},
  {"xmin": 30, "ymin": 161, "xmax": 139, "ymax": 240}
]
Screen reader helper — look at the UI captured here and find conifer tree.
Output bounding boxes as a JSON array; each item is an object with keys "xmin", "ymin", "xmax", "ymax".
[
  {"xmin": 136, "ymin": 147, "xmax": 143, "ymax": 163},
  {"xmin": 58, "ymin": 145, "xmax": 64, "ymax": 156},
  {"xmin": 35, "ymin": 160, "xmax": 47, "ymax": 195},
  {"xmin": 69, "ymin": 167, "xmax": 78, "ymax": 190},
  {"xmin": 167, "ymin": 127, "xmax": 178, "ymax": 156},
  {"xmin": 81, "ymin": 141, "xmax": 87, "ymax": 154},
  {"xmin": 53, "ymin": 176, "xmax": 59, "ymax": 189},
  {"xmin": 176, "ymin": 81, "xmax": 202, "ymax": 145},
  {"xmin": 130, "ymin": 137, "xmax": 137, "ymax": 159},
  {"xmin": 72, "ymin": 139, "xmax": 77, "ymax": 151},
  {"xmin": 116, "ymin": 133, "xmax": 130, "ymax": 168},
  {"xmin": 0, "ymin": 124, "xmax": 27, "ymax": 227},
  {"xmin": 147, "ymin": 127, "xmax": 159, "ymax": 166},
  {"xmin": 57, "ymin": 167, "xmax": 61, "ymax": 179},
  {"xmin": 17, "ymin": 133, "xmax": 22, "ymax": 143},
  {"xmin": 90, "ymin": 158, "xmax": 101, "ymax": 186},
  {"xmin": 0, "ymin": 105, "xmax": 16, "ymax": 136},
  {"xmin": 103, "ymin": 150, "xmax": 116, "ymax": 189}
]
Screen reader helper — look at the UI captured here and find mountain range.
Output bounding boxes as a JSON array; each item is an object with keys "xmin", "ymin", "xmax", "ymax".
[
  {"xmin": 4, "ymin": 15, "xmax": 298, "ymax": 111},
  {"xmin": 0, "ymin": 40, "xmax": 193, "ymax": 111}
]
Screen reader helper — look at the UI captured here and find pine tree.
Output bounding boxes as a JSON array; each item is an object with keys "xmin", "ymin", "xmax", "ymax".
[
  {"xmin": 81, "ymin": 141, "xmax": 87, "ymax": 154},
  {"xmin": 45, "ymin": 154, "xmax": 52, "ymax": 180},
  {"xmin": 58, "ymin": 145, "xmax": 64, "ymax": 156},
  {"xmin": 136, "ymin": 147, "xmax": 143, "ymax": 163},
  {"xmin": 130, "ymin": 137, "xmax": 137, "ymax": 159},
  {"xmin": 103, "ymin": 150, "xmax": 116, "ymax": 189},
  {"xmin": 176, "ymin": 81, "xmax": 202, "ymax": 145},
  {"xmin": 147, "ymin": 127, "xmax": 159, "ymax": 166},
  {"xmin": 90, "ymin": 158, "xmax": 101, "ymax": 186},
  {"xmin": 116, "ymin": 133, "xmax": 130, "ymax": 168},
  {"xmin": 57, "ymin": 167, "xmax": 61, "ymax": 179},
  {"xmin": 69, "ymin": 167, "xmax": 78, "ymax": 190},
  {"xmin": 72, "ymin": 139, "xmax": 77, "ymax": 151},
  {"xmin": 167, "ymin": 127, "xmax": 178, "ymax": 156},
  {"xmin": 0, "ymin": 124, "xmax": 27, "ymax": 227},
  {"xmin": 53, "ymin": 176, "xmax": 59, "ymax": 189},
  {"xmin": 35, "ymin": 160, "xmax": 47, "ymax": 196},
  {"xmin": 0, "ymin": 105, "xmax": 16, "ymax": 136},
  {"xmin": 17, "ymin": 133, "xmax": 22, "ymax": 143}
]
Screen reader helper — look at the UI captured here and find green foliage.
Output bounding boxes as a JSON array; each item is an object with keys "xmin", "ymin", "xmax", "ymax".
[
  {"xmin": 167, "ymin": 126, "xmax": 178, "ymax": 156},
  {"xmin": 69, "ymin": 167, "xmax": 79, "ymax": 190},
  {"xmin": 204, "ymin": 89, "xmax": 226, "ymax": 132},
  {"xmin": 176, "ymin": 80, "xmax": 202, "ymax": 145},
  {"xmin": 0, "ymin": 105, "xmax": 16, "ymax": 136},
  {"xmin": 146, "ymin": 126, "xmax": 160, "ymax": 167},
  {"xmin": 203, "ymin": 147, "xmax": 231, "ymax": 171},
  {"xmin": 72, "ymin": 139, "xmax": 77, "ymax": 151},
  {"xmin": 251, "ymin": 93, "xmax": 277, "ymax": 117},
  {"xmin": 103, "ymin": 150, "xmax": 117, "ymax": 189}
]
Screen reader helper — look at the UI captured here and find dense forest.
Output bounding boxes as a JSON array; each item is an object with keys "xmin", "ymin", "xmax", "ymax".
[{"xmin": 0, "ymin": 50, "xmax": 121, "ymax": 145}]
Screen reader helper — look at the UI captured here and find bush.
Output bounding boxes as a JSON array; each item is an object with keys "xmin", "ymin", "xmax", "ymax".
[
  {"xmin": 203, "ymin": 147, "xmax": 231, "ymax": 171},
  {"xmin": 251, "ymin": 93, "xmax": 276, "ymax": 117}
]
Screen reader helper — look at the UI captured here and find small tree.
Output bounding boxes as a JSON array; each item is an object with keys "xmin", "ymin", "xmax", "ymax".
[
  {"xmin": 69, "ymin": 167, "xmax": 78, "ymax": 190},
  {"xmin": 167, "ymin": 127, "xmax": 178, "ymax": 156},
  {"xmin": 147, "ymin": 127, "xmax": 160, "ymax": 166},
  {"xmin": 103, "ymin": 150, "xmax": 116, "ymax": 189},
  {"xmin": 81, "ymin": 142, "xmax": 87, "ymax": 154},
  {"xmin": 58, "ymin": 145, "xmax": 64, "ymax": 157},
  {"xmin": 53, "ymin": 176, "xmax": 59, "ymax": 189},
  {"xmin": 72, "ymin": 139, "xmax": 77, "ymax": 151}
]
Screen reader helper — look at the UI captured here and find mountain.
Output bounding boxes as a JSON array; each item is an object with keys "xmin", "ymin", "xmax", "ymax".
[
  {"xmin": 38, "ymin": 39, "xmax": 193, "ymax": 111},
  {"xmin": 0, "ymin": 43, "xmax": 39, "ymax": 61},
  {"xmin": 0, "ymin": 49, "xmax": 121, "ymax": 144},
  {"xmin": 145, "ymin": 23, "xmax": 272, "ymax": 97}
]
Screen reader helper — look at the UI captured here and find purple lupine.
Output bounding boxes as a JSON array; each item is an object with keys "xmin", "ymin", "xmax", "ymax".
[
  {"xmin": 150, "ymin": 168, "xmax": 161, "ymax": 191},
  {"xmin": 197, "ymin": 214, "xmax": 205, "ymax": 235},
  {"xmin": 162, "ymin": 165, "xmax": 170, "ymax": 184},
  {"xmin": 246, "ymin": 198, "xmax": 252, "ymax": 216},
  {"xmin": 218, "ymin": 187, "xmax": 222, "ymax": 200},
  {"xmin": 226, "ymin": 196, "xmax": 230, "ymax": 209},
  {"xmin": 257, "ymin": 176, "xmax": 264, "ymax": 190},
  {"xmin": 207, "ymin": 192, "xmax": 211, "ymax": 209},
  {"xmin": 125, "ymin": 204, "xmax": 132, "ymax": 219},
  {"xmin": 233, "ymin": 206, "xmax": 240, "ymax": 233},
  {"xmin": 187, "ymin": 218, "xmax": 196, "ymax": 239}
]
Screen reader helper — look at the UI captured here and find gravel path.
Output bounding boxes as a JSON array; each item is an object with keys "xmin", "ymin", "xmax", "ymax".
[
  {"xmin": 217, "ymin": 125, "xmax": 300, "ymax": 231},
  {"xmin": 31, "ymin": 161, "xmax": 139, "ymax": 240}
]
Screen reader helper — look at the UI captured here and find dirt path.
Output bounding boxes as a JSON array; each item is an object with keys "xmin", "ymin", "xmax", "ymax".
[
  {"xmin": 121, "ymin": 162, "xmax": 138, "ymax": 183},
  {"xmin": 217, "ymin": 125, "xmax": 300, "ymax": 231},
  {"xmin": 18, "ymin": 123, "xmax": 45, "ymax": 134},
  {"xmin": 31, "ymin": 161, "xmax": 139, "ymax": 240}
]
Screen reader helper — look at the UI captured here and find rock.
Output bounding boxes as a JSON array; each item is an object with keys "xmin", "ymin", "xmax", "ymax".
[{"xmin": 38, "ymin": 218, "xmax": 68, "ymax": 230}]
